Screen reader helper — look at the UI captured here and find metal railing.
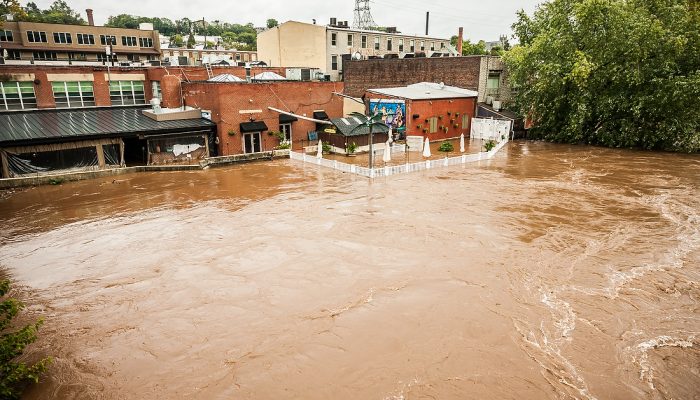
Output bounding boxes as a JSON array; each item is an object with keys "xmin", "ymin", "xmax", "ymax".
[{"xmin": 289, "ymin": 138, "xmax": 509, "ymax": 179}]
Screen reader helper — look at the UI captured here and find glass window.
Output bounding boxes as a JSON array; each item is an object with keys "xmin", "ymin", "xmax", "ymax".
[
  {"xmin": 361, "ymin": 35, "xmax": 367, "ymax": 48},
  {"xmin": 347, "ymin": 34, "xmax": 353, "ymax": 46},
  {"xmin": 398, "ymin": 38, "xmax": 404, "ymax": 52},
  {"xmin": 0, "ymin": 81, "xmax": 37, "ymax": 110},
  {"xmin": 331, "ymin": 55, "xmax": 338, "ymax": 71},
  {"xmin": 109, "ymin": 80, "xmax": 146, "ymax": 105},
  {"xmin": 139, "ymin": 37, "xmax": 153, "ymax": 47},
  {"xmin": 100, "ymin": 35, "xmax": 116, "ymax": 45},
  {"xmin": 331, "ymin": 32, "xmax": 337, "ymax": 46},
  {"xmin": 420, "ymin": 41, "xmax": 425, "ymax": 51},
  {"xmin": 33, "ymin": 51, "xmax": 57, "ymax": 60},
  {"xmin": 387, "ymin": 38, "xmax": 392, "ymax": 51},
  {"xmin": 6, "ymin": 49, "xmax": 20, "ymax": 60},
  {"xmin": 52, "ymin": 81, "xmax": 95, "ymax": 108},
  {"xmin": 53, "ymin": 32, "xmax": 72, "ymax": 44},
  {"xmin": 279, "ymin": 123, "xmax": 292, "ymax": 142},
  {"xmin": 430, "ymin": 42, "xmax": 435, "ymax": 51},
  {"xmin": 0, "ymin": 30, "xmax": 13, "ymax": 42},
  {"xmin": 27, "ymin": 31, "xmax": 47, "ymax": 43},
  {"xmin": 487, "ymin": 73, "xmax": 501, "ymax": 89},
  {"xmin": 410, "ymin": 40, "xmax": 415, "ymax": 52},
  {"xmin": 374, "ymin": 37, "xmax": 380, "ymax": 51},
  {"xmin": 121, "ymin": 36, "xmax": 137, "ymax": 46},
  {"xmin": 77, "ymin": 33, "xmax": 95, "ymax": 45}
]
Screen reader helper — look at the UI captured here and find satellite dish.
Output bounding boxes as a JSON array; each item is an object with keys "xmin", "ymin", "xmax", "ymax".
[{"xmin": 352, "ymin": 52, "xmax": 362, "ymax": 60}]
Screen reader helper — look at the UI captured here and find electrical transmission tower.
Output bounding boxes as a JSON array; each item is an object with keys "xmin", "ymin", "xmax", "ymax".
[{"xmin": 353, "ymin": 0, "xmax": 377, "ymax": 30}]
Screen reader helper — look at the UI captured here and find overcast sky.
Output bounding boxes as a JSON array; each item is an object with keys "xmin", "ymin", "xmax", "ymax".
[{"xmin": 29, "ymin": 0, "xmax": 542, "ymax": 41}]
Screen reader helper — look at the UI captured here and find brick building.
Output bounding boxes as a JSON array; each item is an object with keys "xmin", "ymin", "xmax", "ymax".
[
  {"xmin": 0, "ymin": 65, "xmax": 287, "ymax": 111},
  {"xmin": 366, "ymin": 82, "xmax": 478, "ymax": 143},
  {"xmin": 159, "ymin": 77, "xmax": 345, "ymax": 156}
]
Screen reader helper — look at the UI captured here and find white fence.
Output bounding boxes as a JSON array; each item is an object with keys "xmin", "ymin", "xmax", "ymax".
[
  {"xmin": 471, "ymin": 118, "xmax": 513, "ymax": 141},
  {"xmin": 289, "ymin": 138, "xmax": 509, "ymax": 179}
]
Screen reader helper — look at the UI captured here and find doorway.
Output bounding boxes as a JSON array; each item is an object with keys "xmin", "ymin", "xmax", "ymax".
[
  {"xmin": 122, "ymin": 136, "xmax": 148, "ymax": 166},
  {"xmin": 243, "ymin": 132, "xmax": 262, "ymax": 153}
]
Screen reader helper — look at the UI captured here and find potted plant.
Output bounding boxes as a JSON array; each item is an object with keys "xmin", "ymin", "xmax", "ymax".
[
  {"xmin": 346, "ymin": 141, "xmax": 358, "ymax": 157},
  {"xmin": 227, "ymin": 129, "xmax": 236, "ymax": 136},
  {"xmin": 484, "ymin": 139, "xmax": 497, "ymax": 151},
  {"xmin": 438, "ymin": 141, "xmax": 454, "ymax": 153}
]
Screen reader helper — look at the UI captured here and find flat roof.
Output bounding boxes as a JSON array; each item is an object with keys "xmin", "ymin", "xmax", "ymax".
[
  {"xmin": 331, "ymin": 116, "xmax": 390, "ymax": 137},
  {"xmin": 0, "ymin": 107, "xmax": 215, "ymax": 147},
  {"xmin": 368, "ymin": 82, "xmax": 479, "ymax": 100}
]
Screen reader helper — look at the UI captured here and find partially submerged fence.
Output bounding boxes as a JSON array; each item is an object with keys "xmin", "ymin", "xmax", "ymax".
[{"xmin": 289, "ymin": 138, "xmax": 509, "ymax": 178}]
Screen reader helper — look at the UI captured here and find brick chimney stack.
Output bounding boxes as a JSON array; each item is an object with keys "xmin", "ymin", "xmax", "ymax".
[
  {"xmin": 457, "ymin": 27, "xmax": 463, "ymax": 56},
  {"xmin": 86, "ymin": 9, "xmax": 94, "ymax": 26}
]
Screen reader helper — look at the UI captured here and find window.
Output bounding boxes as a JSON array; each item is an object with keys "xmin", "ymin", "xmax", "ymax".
[
  {"xmin": 487, "ymin": 73, "xmax": 501, "ymax": 91},
  {"xmin": 428, "ymin": 117, "xmax": 438, "ymax": 133},
  {"xmin": 97, "ymin": 53, "xmax": 117, "ymax": 62},
  {"xmin": 410, "ymin": 40, "xmax": 415, "ymax": 52},
  {"xmin": 100, "ymin": 35, "xmax": 116, "ymax": 45},
  {"xmin": 462, "ymin": 114, "xmax": 469, "ymax": 130},
  {"xmin": 53, "ymin": 32, "xmax": 72, "ymax": 44},
  {"xmin": 68, "ymin": 52, "xmax": 87, "ymax": 61},
  {"xmin": 52, "ymin": 81, "xmax": 95, "ymax": 108},
  {"xmin": 440, "ymin": 42, "xmax": 445, "ymax": 49},
  {"xmin": 33, "ymin": 51, "xmax": 57, "ymax": 60},
  {"xmin": 6, "ymin": 50, "xmax": 20, "ymax": 60},
  {"xmin": 331, "ymin": 55, "xmax": 338, "ymax": 71},
  {"xmin": 420, "ymin": 41, "xmax": 425, "ymax": 51},
  {"xmin": 398, "ymin": 38, "xmax": 404, "ymax": 52},
  {"xmin": 127, "ymin": 54, "xmax": 141, "ymax": 62},
  {"xmin": 279, "ymin": 123, "xmax": 292, "ymax": 142},
  {"xmin": 0, "ymin": 30, "xmax": 13, "ymax": 42},
  {"xmin": 331, "ymin": 32, "xmax": 337, "ymax": 46},
  {"xmin": 430, "ymin": 42, "xmax": 435, "ymax": 51},
  {"xmin": 387, "ymin": 38, "xmax": 392, "ymax": 51},
  {"xmin": 77, "ymin": 33, "xmax": 95, "ymax": 45},
  {"xmin": 361, "ymin": 35, "xmax": 367, "ymax": 48},
  {"xmin": 121, "ymin": 36, "xmax": 137, "ymax": 46},
  {"xmin": 27, "ymin": 31, "xmax": 47, "ymax": 43},
  {"xmin": 139, "ymin": 37, "xmax": 153, "ymax": 47},
  {"xmin": 0, "ymin": 82, "xmax": 37, "ymax": 110},
  {"xmin": 109, "ymin": 81, "xmax": 146, "ymax": 105},
  {"xmin": 347, "ymin": 34, "xmax": 353, "ymax": 46},
  {"xmin": 151, "ymin": 81, "xmax": 161, "ymax": 100},
  {"xmin": 374, "ymin": 37, "xmax": 380, "ymax": 50}
]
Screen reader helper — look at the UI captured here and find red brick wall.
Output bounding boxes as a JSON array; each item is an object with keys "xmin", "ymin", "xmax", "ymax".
[
  {"xmin": 344, "ymin": 56, "xmax": 482, "ymax": 98},
  {"xmin": 366, "ymin": 92, "xmax": 476, "ymax": 141},
  {"xmin": 182, "ymin": 81, "xmax": 345, "ymax": 155}
]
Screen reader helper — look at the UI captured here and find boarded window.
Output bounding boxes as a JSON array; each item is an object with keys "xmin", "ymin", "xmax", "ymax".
[
  {"xmin": 429, "ymin": 117, "xmax": 438, "ymax": 133},
  {"xmin": 462, "ymin": 114, "xmax": 469, "ymax": 130}
]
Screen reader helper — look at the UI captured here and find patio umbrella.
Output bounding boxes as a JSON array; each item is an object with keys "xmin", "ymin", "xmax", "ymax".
[
  {"xmin": 423, "ymin": 137, "xmax": 431, "ymax": 158},
  {"xmin": 382, "ymin": 140, "xmax": 391, "ymax": 163},
  {"xmin": 316, "ymin": 140, "xmax": 323, "ymax": 158},
  {"xmin": 460, "ymin": 133, "xmax": 465, "ymax": 153}
]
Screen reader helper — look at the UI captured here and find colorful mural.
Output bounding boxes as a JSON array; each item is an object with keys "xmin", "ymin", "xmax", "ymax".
[{"xmin": 369, "ymin": 99, "xmax": 406, "ymax": 136}]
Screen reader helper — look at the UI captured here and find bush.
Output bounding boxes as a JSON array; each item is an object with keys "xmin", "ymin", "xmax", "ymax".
[
  {"xmin": 322, "ymin": 142, "xmax": 332, "ymax": 153},
  {"xmin": 0, "ymin": 280, "xmax": 51, "ymax": 399},
  {"xmin": 438, "ymin": 141, "xmax": 454, "ymax": 152},
  {"xmin": 346, "ymin": 142, "xmax": 358, "ymax": 154},
  {"xmin": 484, "ymin": 140, "xmax": 497, "ymax": 152}
]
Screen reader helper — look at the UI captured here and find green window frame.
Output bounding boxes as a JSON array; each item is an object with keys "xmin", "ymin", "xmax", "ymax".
[
  {"xmin": 462, "ymin": 114, "xmax": 469, "ymax": 130},
  {"xmin": 109, "ymin": 80, "xmax": 146, "ymax": 105},
  {"xmin": 0, "ymin": 82, "xmax": 37, "ymax": 110},
  {"xmin": 52, "ymin": 81, "xmax": 95, "ymax": 108},
  {"xmin": 429, "ymin": 117, "xmax": 438, "ymax": 133}
]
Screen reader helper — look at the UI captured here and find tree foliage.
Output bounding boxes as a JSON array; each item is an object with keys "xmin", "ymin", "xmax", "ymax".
[
  {"xmin": 266, "ymin": 18, "xmax": 278, "ymax": 29},
  {"xmin": 0, "ymin": 280, "xmax": 51, "ymax": 399},
  {"xmin": 0, "ymin": 0, "xmax": 24, "ymax": 24},
  {"xmin": 505, "ymin": 0, "xmax": 700, "ymax": 152},
  {"xmin": 450, "ymin": 36, "xmax": 488, "ymax": 55},
  {"xmin": 16, "ymin": 0, "xmax": 85, "ymax": 25}
]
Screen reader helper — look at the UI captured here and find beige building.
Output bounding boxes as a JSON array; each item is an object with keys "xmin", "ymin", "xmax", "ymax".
[
  {"xmin": 161, "ymin": 48, "xmax": 258, "ymax": 66},
  {"xmin": 257, "ymin": 20, "xmax": 456, "ymax": 81},
  {"xmin": 0, "ymin": 20, "xmax": 161, "ymax": 66}
]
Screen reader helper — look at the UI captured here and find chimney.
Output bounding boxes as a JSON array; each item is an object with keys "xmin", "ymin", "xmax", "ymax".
[
  {"xmin": 86, "ymin": 9, "xmax": 94, "ymax": 26},
  {"xmin": 425, "ymin": 12, "xmax": 429, "ymax": 36},
  {"xmin": 457, "ymin": 27, "xmax": 463, "ymax": 56}
]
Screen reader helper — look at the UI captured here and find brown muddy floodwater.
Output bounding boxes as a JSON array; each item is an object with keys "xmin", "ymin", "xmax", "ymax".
[{"xmin": 0, "ymin": 142, "xmax": 698, "ymax": 400}]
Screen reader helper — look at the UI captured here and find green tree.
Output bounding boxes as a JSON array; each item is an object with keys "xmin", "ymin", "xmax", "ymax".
[
  {"xmin": 0, "ymin": 0, "xmax": 25, "ymax": 24},
  {"xmin": 450, "ymin": 36, "xmax": 488, "ymax": 55},
  {"xmin": 505, "ymin": 0, "xmax": 700, "ymax": 152},
  {"xmin": 186, "ymin": 33, "xmax": 195, "ymax": 49},
  {"xmin": 20, "ymin": 0, "xmax": 85, "ymax": 24},
  {"xmin": 266, "ymin": 18, "xmax": 278, "ymax": 29},
  {"xmin": 169, "ymin": 34, "xmax": 184, "ymax": 48},
  {"xmin": 0, "ymin": 280, "xmax": 51, "ymax": 399}
]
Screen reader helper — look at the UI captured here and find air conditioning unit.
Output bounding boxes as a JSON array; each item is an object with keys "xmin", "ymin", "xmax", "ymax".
[
  {"xmin": 493, "ymin": 100, "xmax": 501, "ymax": 111},
  {"xmin": 486, "ymin": 96, "xmax": 494, "ymax": 105}
]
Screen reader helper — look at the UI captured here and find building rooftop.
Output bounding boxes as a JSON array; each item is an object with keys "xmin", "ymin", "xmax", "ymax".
[
  {"xmin": 331, "ymin": 116, "xmax": 390, "ymax": 137},
  {"xmin": 0, "ymin": 107, "xmax": 215, "ymax": 146},
  {"xmin": 368, "ymin": 82, "xmax": 479, "ymax": 100}
]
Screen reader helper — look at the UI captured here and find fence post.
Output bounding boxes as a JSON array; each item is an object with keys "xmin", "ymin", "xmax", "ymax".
[{"xmin": 426, "ymin": 160, "xmax": 431, "ymax": 169}]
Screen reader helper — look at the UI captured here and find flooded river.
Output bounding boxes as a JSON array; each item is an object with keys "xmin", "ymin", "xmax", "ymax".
[{"xmin": 0, "ymin": 142, "xmax": 698, "ymax": 399}]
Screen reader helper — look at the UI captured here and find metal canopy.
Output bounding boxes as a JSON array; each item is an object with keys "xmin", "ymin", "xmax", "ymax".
[
  {"xmin": 240, "ymin": 121, "xmax": 268, "ymax": 133},
  {"xmin": 0, "ymin": 107, "xmax": 216, "ymax": 147}
]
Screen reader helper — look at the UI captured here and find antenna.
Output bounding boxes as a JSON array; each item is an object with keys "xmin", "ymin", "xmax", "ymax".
[{"xmin": 353, "ymin": 0, "xmax": 377, "ymax": 30}]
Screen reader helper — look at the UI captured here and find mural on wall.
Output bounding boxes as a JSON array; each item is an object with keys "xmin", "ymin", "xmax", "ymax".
[{"xmin": 369, "ymin": 99, "xmax": 406, "ymax": 137}]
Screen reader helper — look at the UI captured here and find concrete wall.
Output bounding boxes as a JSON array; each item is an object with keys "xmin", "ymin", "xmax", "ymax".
[
  {"xmin": 179, "ymin": 81, "xmax": 345, "ymax": 156},
  {"xmin": 257, "ymin": 21, "xmax": 327, "ymax": 70},
  {"xmin": 343, "ymin": 56, "xmax": 483, "ymax": 97}
]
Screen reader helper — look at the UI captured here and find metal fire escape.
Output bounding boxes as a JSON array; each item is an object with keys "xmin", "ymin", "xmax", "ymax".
[{"xmin": 352, "ymin": 0, "xmax": 378, "ymax": 30}]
